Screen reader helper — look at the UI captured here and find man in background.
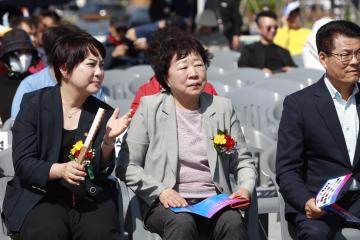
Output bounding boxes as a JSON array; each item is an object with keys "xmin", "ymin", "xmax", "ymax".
[{"xmin": 238, "ymin": 10, "xmax": 296, "ymax": 75}]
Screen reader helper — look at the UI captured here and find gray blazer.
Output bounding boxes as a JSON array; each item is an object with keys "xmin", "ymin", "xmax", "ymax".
[{"xmin": 117, "ymin": 92, "xmax": 256, "ymax": 210}]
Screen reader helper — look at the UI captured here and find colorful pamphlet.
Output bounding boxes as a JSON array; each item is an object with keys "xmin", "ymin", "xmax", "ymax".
[
  {"xmin": 316, "ymin": 173, "xmax": 360, "ymax": 223},
  {"xmin": 170, "ymin": 193, "xmax": 250, "ymax": 218}
]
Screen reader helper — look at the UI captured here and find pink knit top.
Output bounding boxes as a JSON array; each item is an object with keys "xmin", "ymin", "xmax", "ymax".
[{"xmin": 173, "ymin": 107, "xmax": 217, "ymax": 199}]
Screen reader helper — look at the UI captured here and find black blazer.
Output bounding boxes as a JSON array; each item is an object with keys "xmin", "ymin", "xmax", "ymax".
[
  {"xmin": 3, "ymin": 86, "xmax": 115, "ymax": 233},
  {"xmin": 237, "ymin": 41, "xmax": 296, "ymax": 71},
  {"xmin": 276, "ymin": 77, "xmax": 360, "ymax": 219}
]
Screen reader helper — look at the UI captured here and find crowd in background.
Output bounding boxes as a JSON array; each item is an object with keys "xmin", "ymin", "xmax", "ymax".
[{"xmin": 0, "ymin": 0, "xmax": 337, "ymax": 125}]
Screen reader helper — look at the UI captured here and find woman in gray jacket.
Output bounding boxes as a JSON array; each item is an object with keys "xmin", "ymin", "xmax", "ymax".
[{"xmin": 117, "ymin": 27, "xmax": 256, "ymax": 240}]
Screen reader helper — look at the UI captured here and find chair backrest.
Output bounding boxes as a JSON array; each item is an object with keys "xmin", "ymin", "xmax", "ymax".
[
  {"xmin": 106, "ymin": 98, "xmax": 133, "ymax": 113},
  {"xmin": 123, "ymin": 76, "xmax": 149, "ymax": 100},
  {"xmin": 206, "ymin": 66, "xmax": 229, "ymax": 83},
  {"xmin": 211, "ymin": 50, "xmax": 240, "ymax": 71},
  {"xmin": 0, "ymin": 148, "xmax": 14, "ymax": 178},
  {"xmin": 227, "ymin": 88, "xmax": 284, "ymax": 140},
  {"xmin": 292, "ymin": 54, "xmax": 304, "ymax": 67},
  {"xmin": 104, "ymin": 70, "xmax": 132, "ymax": 99},
  {"xmin": 1, "ymin": 119, "xmax": 14, "ymax": 131},
  {"xmin": 272, "ymin": 68, "xmax": 324, "ymax": 86},
  {"xmin": 208, "ymin": 81, "xmax": 236, "ymax": 97},
  {"xmin": 124, "ymin": 65, "xmax": 154, "ymax": 80},
  {"xmin": 0, "ymin": 147, "xmax": 13, "ymax": 239},
  {"xmin": 0, "ymin": 131, "xmax": 11, "ymax": 151},
  {"xmin": 255, "ymin": 78, "xmax": 305, "ymax": 97},
  {"xmin": 227, "ymin": 68, "xmax": 267, "ymax": 86},
  {"xmin": 241, "ymin": 125, "xmax": 276, "ymax": 187}
]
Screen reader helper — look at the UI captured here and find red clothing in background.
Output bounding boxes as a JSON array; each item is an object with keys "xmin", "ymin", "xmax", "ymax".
[{"xmin": 130, "ymin": 76, "xmax": 218, "ymax": 117}]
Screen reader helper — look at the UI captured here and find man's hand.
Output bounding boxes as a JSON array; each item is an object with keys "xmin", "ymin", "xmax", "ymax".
[
  {"xmin": 159, "ymin": 189, "xmax": 188, "ymax": 208},
  {"xmin": 231, "ymin": 35, "xmax": 241, "ymax": 50},
  {"xmin": 305, "ymin": 198, "xmax": 326, "ymax": 219},
  {"xmin": 262, "ymin": 68, "xmax": 273, "ymax": 76},
  {"xmin": 281, "ymin": 66, "xmax": 294, "ymax": 72}
]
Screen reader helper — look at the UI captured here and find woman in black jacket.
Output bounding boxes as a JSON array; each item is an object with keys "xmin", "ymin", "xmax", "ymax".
[{"xmin": 3, "ymin": 30, "xmax": 131, "ymax": 240}]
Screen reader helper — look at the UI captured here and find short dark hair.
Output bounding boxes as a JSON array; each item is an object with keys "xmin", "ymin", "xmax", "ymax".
[
  {"xmin": 42, "ymin": 24, "xmax": 83, "ymax": 65},
  {"xmin": 40, "ymin": 10, "xmax": 61, "ymax": 25},
  {"xmin": 147, "ymin": 27, "xmax": 212, "ymax": 92},
  {"xmin": 316, "ymin": 20, "xmax": 360, "ymax": 54},
  {"xmin": 255, "ymin": 10, "xmax": 277, "ymax": 25},
  {"xmin": 10, "ymin": 16, "xmax": 35, "ymax": 29},
  {"xmin": 52, "ymin": 32, "xmax": 106, "ymax": 84}
]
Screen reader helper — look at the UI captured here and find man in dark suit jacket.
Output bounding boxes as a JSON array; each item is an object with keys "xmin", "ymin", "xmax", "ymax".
[
  {"xmin": 238, "ymin": 10, "xmax": 296, "ymax": 75},
  {"xmin": 276, "ymin": 20, "xmax": 360, "ymax": 239}
]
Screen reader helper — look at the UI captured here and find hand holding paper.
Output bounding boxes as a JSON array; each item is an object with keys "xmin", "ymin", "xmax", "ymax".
[
  {"xmin": 305, "ymin": 198, "xmax": 325, "ymax": 219},
  {"xmin": 230, "ymin": 188, "xmax": 250, "ymax": 200},
  {"xmin": 170, "ymin": 193, "xmax": 250, "ymax": 218},
  {"xmin": 159, "ymin": 188, "xmax": 188, "ymax": 208}
]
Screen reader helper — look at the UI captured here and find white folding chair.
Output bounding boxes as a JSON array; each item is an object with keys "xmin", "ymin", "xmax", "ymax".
[
  {"xmin": 272, "ymin": 67, "xmax": 324, "ymax": 86},
  {"xmin": 255, "ymin": 78, "xmax": 306, "ymax": 97},
  {"xmin": 227, "ymin": 88, "xmax": 284, "ymax": 140},
  {"xmin": 211, "ymin": 50, "xmax": 240, "ymax": 71}
]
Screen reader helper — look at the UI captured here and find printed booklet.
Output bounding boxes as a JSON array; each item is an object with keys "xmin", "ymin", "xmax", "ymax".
[
  {"xmin": 316, "ymin": 173, "xmax": 360, "ymax": 223},
  {"xmin": 170, "ymin": 193, "xmax": 249, "ymax": 218}
]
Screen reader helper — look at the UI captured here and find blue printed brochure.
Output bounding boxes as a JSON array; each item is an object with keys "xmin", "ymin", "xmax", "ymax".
[
  {"xmin": 170, "ymin": 193, "xmax": 250, "ymax": 218},
  {"xmin": 316, "ymin": 173, "xmax": 360, "ymax": 223}
]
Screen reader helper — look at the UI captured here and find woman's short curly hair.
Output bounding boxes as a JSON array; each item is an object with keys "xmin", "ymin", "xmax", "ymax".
[{"xmin": 147, "ymin": 27, "xmax": 212, "ymax": 92}]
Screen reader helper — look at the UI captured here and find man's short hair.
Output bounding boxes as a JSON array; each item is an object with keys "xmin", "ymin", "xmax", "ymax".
[
  {"xmin": 316, "ymin": 20, "xmax": 360, "ymax": 54},
  {"xmin": 255, "ymin": 10, "xmax": 277, "ymax": 26}
]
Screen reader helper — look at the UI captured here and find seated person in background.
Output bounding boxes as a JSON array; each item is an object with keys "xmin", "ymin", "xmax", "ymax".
[
  {"xmin": 238, "ymin": 10, "xmax": 296, "ymax": 75},
  {"xmin": 117, "ymin": 27, "xmax": 256, "ymax": 240},
  {"xmin": 39, "ymin": 9, "xmax": 62, "ymax": 28},
  {"xmin": 276, "ymin": 20, "xmax": 360, "ymax": 239},
  {"xmin": 0, "ymin": 29, "xmax": 44, "ymax": 122},
  {"xmin": 126, "ymin": 14, "xmax": 187, "ymax": 51},
  {"xmin": 273, "ymin": 1, "xmax": 311, "ymax": 55},
  {"xmin": 11, "ymin": 24, "xmax": 105, "ymax": 119},
  {"xmin": 3, "ymin": 29, "xmax": 132, "ymax": 239},
  {"xmin": 194, "ymin": 9, "xmax": 230, "ymax": 53},
  {"xmin": 104, "ymin": 13, "xmax": 146, "ymax": 69},
  {"xmin": 10, "ymin": 16, "xmax": 47, "ymax": 64},
  {"xmin": 302, "ymin": 17, "xmax": 333, "ymax": 71}
]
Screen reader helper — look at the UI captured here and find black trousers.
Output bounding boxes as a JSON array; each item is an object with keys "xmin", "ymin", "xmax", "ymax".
[
  {"xmin": 144, "ymin": 201, "xmax": 247, "ymax": 240},
  {"xmin": 19, "ymin": 197, "xmax": 121, "ymax": 240},
  {"xmin": 289, "ymin": 191, "xmax": 360, "ymax": 240}
]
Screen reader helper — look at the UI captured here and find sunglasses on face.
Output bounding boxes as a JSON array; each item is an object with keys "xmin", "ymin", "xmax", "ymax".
[{"xmin": 266, "ymin": 25, "xmax": 278, "ymax": 32}]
